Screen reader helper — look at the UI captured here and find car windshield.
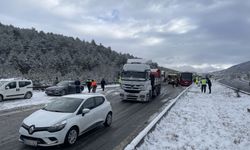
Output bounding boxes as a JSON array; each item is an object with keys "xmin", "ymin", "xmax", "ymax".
[
  {"xmin": 43, "ymin": 97, "xmax": 83, "ymax": 113},
  {"xmin": 57, "ymin": 81, "xmax": 69, "ymax": 86},
  {"xmin": 121, "ymin": 71, "xmax": 146, "ymax": 81},
  {"xmin": 0, "ymin": 81, "xmax": 8, "ymax": 87}
]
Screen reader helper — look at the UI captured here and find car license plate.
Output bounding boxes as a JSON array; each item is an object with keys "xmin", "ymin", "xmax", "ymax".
[{"xmin": 24, "ymin": 139, "xmax": 38, "ymax": 146}]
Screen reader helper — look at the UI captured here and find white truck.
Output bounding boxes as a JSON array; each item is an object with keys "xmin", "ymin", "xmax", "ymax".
[{"xmin": 120, "ymin": 59, "xmax": 162, "ymax": 102}]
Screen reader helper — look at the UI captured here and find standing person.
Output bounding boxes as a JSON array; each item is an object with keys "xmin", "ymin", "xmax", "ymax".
[
  {"xmin": 201, "ymin": 77, "xmax": 207, "ymax": 93},
  {"xmin": 75, "ymin": 78, "xmax": 81, "ymax": 93},
  {"xmin": 101, "ymin": 78, "xmax": 106, "ymax": 91},
  {"xmin": 86, "ymin": 79, "xmax": 92, "ymax": 93},
  {"xmin": 206, "ymin": 77, "xmax": 212, "ymax": 94},
  {"xmin": 53, "ymin": 77, "xmax": 59, "ymax": 86},
  {"xmin": 91, "ymin": 80, "xmax": 97, "ymax": 93}
]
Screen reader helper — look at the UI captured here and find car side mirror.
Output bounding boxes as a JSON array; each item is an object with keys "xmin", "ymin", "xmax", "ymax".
[
  {"xmin": 5, "ymin": 86, "xmax": 10, "ymax": 90},
  {"xmin": 82, "ymin": 108, "xmax": 90, "ymax": 116}
]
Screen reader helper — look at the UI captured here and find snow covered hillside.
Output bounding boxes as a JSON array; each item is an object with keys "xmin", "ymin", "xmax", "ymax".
[{"xmin": 138, "ymin": 82, "xmax": 250, "ymax": 150}]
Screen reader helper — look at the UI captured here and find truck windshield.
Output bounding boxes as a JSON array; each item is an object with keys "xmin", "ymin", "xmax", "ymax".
[{"xmin": 121, "ymin": 71, "xmax": 146, "ymax": 81}]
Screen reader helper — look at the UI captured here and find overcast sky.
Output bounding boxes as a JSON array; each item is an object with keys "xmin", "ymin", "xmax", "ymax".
[{"xmin": 0, "ymin": 0, "xmax": 249, "ymax": 72}]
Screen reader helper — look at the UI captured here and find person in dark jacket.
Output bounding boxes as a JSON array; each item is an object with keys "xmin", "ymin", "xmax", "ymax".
[
  {"xmin": 75, "ymin": 78, "xmax": 81, "ymax": 93},
  {"xmin": 86, "ymin": 79, "xmax": 92, "ymax": 93},
  {"xmin": 101, "ymin": 78, "xmax": 106, "ymax": 91},
  {"xmin": 206, "ymin": 77, "xmax": 212, "ymax": 94},
  {"xmin": 53, "ymin": 77, "xmax": 59, "ymax": 86}
]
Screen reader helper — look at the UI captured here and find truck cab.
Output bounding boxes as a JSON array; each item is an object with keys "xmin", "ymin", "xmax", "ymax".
[{"xmin": 120, "ymin": 59, "xmax": 161, "ymax": 102}]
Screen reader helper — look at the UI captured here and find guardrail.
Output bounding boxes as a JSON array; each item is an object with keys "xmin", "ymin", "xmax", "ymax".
[
  {"xmin": 218, "ymin": 82, "xmax": 250, "ymax": 95},
  {"xmin": 124, "ymin": 85, "xmax": 192, "ymax": 150}
]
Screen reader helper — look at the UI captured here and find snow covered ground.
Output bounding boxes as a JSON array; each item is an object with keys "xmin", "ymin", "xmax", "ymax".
[
  {"xmin": 0, "ymin": 84, "xmax": 119, "ymax": 111},
  {"xmin": 138, "ymin": 82, "xmax": 250, "ymax": 150}
]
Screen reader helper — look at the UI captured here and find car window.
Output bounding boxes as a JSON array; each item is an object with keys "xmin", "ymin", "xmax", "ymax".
[
  {"xmin": 44, "ymin": 97, "xmax": 83, "ymax": 113},
  {"xmin": 6, "ymin": 82, "xmax": 16, "ymax": 89},
  {"xmin": 95, "ymin": 96, "xmax": 105, "ymax": 107},
  {"xmin": 19, "ymin": 81, "xmax": 31, "ymax": 87},
  {"xmin": 83, "ymin": 98, "xmax": 95, "ymax": 109}
]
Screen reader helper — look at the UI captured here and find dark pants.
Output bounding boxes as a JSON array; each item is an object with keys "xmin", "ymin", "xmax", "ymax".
[
  {"xmin": 208, "ymin": 85, "xmax": 211, "ymax": 94},
  {"xmin": 87, "ymin": 86, "xmax": 91, "ymax": 93},
  {"xmin": 101, "ymin": 85, "xmax": 105, "ymax": 91},
  {"xmin": 201, "ymin": 85, "xmax": 206, "ymax": 93},
  {"xmin": 75, "ymin": 86, "xmax": 81, "ymax": 93}
]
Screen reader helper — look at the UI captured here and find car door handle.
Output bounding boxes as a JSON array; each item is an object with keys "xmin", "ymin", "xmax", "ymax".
[{"xmin": 16, "ymin": 88, "xmax": 20, "ymax": 91}]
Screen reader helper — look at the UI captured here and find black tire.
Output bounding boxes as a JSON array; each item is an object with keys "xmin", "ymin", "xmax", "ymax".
[
  {"xmin": 61, "ymin": 90, "xmax": 66, "ymax": 96},
  {"xmin": 24, "ymin": 92, "xmax": 32, "ymax": 99},
  {"xmin": 64, "ymin": 127, "xmax": 78, "ymax": 146},
  {"xmin": 0, "ymin": 95, "xmax": 3, "ymax": 102},
  {"xmin": 104, "ymin": 112, "xmax": 112, "ymax": 127}
]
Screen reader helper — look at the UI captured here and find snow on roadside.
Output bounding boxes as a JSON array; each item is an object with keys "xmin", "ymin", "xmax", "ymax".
[
  {"xmin": 138, "ymin": 82, "xmax": 250, "ymax": 150},
  {"xmin": 0, "ymin": 84, "xmax": 120, "ymax": 111},
  {"xmin": 0, "ymin": 91, "xmax": 51, "ymax": 111}
]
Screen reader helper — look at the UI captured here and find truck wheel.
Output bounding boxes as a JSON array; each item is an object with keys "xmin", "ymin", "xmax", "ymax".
[{"xmin": 149, "ymin": 90, "xmax": 152, "ymax": 100}]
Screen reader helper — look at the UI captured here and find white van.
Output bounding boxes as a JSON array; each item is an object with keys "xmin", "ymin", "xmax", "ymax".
[{"xmin": 0, "ymin": 78, "xmax": 33, "ymax": 102}]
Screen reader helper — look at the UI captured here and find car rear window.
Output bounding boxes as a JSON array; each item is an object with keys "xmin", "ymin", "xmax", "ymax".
[{"xmin": 19, "ymin": 81, "xmax": 31, "ymax": 87}]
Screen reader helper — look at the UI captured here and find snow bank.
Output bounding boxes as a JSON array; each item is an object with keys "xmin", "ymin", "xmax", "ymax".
[
  {"xmin": 0, "ymin": 91, "xmax": 51, "ymax": 111},
  {"xmin": 138, "ymin": 82, "xmax": 250, "ymax": 150},
  {"xmin": 0, "ymin": 84, "xmax": 120, "ymax": 111}
]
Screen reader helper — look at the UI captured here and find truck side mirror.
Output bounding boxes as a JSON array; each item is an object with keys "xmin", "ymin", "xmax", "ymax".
[{"xmin": 5, "ymin": 86, "xmax": 10, "ymax": 90}]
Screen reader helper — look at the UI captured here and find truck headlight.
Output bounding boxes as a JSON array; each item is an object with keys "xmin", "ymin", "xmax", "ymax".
[{"xmin": 48, "ymin": 120, "xmax": 67, "ymax": 132}]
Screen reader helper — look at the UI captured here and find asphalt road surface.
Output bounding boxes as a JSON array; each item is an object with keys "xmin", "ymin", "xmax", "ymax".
[{"xmin": 0, "ymin": 84, "xmax": 185, "ymax": 150}]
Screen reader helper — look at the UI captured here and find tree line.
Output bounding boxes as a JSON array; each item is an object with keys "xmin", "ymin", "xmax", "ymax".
[{"xmin": 0, "ymin": 22, "xmax": 134, "ymax": 85}]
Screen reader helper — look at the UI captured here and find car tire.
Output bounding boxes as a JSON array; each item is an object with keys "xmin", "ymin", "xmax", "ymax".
[
  {"xmin": 104, "ymin": 112, "xmax": 112, "ymax": 127},
  {"xmin": 64, "ymin": 127, "xmax": 78, "ymax": 146},
  {"xmin": 61, "ymin": 90, "xmax": 66, "ymax": 96},
  {"xmin": 0, "ymin": 95, "xmax": 3, "ymax": 102},
  {"xmin": 24, "ymin": 92, "xmax": 32, "ymax": 99}
]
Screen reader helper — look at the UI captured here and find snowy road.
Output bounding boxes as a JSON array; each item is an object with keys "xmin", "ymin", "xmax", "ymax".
[
  {"xmin": 138, "ymin": 82, "xmax": 250, "ymax": 150},
  {"xmin": 0, "ymin": 83, "xmax": 185, "ymax": 150}
]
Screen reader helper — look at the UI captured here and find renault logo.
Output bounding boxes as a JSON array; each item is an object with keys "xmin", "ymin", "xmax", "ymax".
[{"xmin": 28, "ymin": 125, "xmax": 35, "ymax": 134}]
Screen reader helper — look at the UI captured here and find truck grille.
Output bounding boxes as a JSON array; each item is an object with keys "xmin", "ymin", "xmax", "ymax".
[
  {"xmin": 123, "ymin": 84, "xmax": 141, "ymax": 90},
  {"xmin": 124, "ymin": 90, "xmax": 140, "ymax": 93}
]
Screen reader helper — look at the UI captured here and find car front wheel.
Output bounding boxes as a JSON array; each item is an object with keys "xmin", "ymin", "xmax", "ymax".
[
  {"xmin": 65, "ymin": 127, "xmax": 78, "ymax": 146},
  {"xmin": 61, "ymin": 90, "xmax": 66, "ymax": 96},
  {"xmin": 104, "ymin": 112, "xmax": 112, "ymax": 127}
]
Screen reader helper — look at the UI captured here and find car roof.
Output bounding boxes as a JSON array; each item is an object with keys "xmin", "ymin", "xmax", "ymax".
[
  {"xmin": 62, "ymin": 93, "xmax": 105, "ymax": 100},
  {"xmin": 0, "ymin": 78, "xmax": 32, "ymax": 82}
]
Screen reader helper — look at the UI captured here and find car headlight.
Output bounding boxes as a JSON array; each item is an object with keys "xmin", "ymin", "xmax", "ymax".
[{"xmin": 48, "ymin": 120, "xmax": 67, "ymax": 132}]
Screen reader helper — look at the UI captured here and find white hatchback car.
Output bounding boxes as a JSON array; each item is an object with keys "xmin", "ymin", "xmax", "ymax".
[
  {"xmin": 0, "ymin": 78, "xmax": 33, "ymax": 102},
  {"xmin": 19, "ymin": 93, "xmax": 112, "ymax": 146}
]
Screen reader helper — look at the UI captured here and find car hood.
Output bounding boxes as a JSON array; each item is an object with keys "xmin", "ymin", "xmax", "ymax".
[
  {"xmin": 46, "ymin": 86, "xmax": 65, "ymax": 90},
  {"xmin": 23, "ymin": 109, "xmax": 73, "ymax": 127}
]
